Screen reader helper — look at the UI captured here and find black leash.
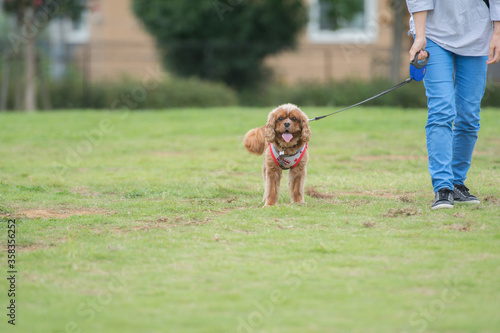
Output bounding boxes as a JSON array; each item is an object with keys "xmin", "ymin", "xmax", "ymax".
[
  {"xmin": 309, "ymin": 50, "xmax": 429, "ymax": 122},
  {"xmin": 308, "ymin": 78, "xmax": 413, "ymax": 122}
]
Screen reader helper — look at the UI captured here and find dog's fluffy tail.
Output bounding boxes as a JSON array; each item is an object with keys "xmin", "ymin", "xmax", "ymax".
[{"xmin": 244, "ymin": 126, "xmax": 266, "ymax": 155}]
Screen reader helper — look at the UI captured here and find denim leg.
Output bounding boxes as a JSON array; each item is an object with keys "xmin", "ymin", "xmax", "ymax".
[
  {"xmin": 423, "ymin": 39, "xmax": 456, "ymax": 193},
  {"xmin": 452, "ymin": 55, "xmax": 488, "ymax": 185}
]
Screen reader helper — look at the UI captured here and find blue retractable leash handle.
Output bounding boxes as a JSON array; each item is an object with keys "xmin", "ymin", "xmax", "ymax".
[
  {"xmin": 409, "ymin": 50, "xmax": 429, "ymax": 81},
  {"xmin": 308, "ymin": 50, "xmax": 430, "ymax": 122}
]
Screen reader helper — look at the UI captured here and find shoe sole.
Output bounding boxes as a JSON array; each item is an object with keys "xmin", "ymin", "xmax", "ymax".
[
  {"xmin": 431, "ymin": 203, "xmax": 454, "ymax": 210},
  {"xmin": 454, "ymin": 200, "xmax": 480, "ymax": 204}
]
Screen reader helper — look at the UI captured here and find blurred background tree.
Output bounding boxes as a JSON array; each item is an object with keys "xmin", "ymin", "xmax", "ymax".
[
  {"xmin": 1, "ymin": 0, "xmax": 85, "ymax": 112},
  {"xmin": 132, "ymin": 0, "xmax": 308, "ymax": 90},
  {"xmin": 390, "ymin": 0, "xmax": 407, "ymax": 83}
]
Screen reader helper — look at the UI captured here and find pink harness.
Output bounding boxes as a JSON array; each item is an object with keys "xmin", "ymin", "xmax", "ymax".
[{"xmin": 269, "ymin": 143, "xmax": 307, "ymax": 169}]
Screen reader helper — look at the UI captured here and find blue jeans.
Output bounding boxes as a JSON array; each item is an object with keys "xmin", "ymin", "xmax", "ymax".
[{"xmin": 423, "ymin": 39, "xmax": 488, "ymax": 193}]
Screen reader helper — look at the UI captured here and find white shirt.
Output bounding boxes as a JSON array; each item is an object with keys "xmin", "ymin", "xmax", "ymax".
[{"xmin": 406, "ymin": 0, "xmax": 500, "ymax": 56}]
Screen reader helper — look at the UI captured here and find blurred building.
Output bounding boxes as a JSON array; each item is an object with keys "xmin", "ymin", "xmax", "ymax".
[
  {"xmin": 77, "ymin": 0, "xmax": 406, "ymax": 83},
  {"xmin": 78, "ymin": 0, "xmax": 500, "ymax": 83},
  {"xmin": 85, "ymin": 0, "xmax": 159, "ymax": 81},
  {"xmin": 268, "ymin": 0, "xmax": 411, "ymax": 82}
]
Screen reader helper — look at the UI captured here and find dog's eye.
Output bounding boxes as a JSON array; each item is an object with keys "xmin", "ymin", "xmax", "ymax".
[
  {"xmin": 292, "ymin": 117, "xmax": 297, "ymax": 122},
  {"xmin": 278, "ymin": 117, "xmax": 284, "ymax": 121}
]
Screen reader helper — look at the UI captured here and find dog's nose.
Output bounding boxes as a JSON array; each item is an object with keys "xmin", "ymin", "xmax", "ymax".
[{"xmin": 284, "ymin": 122, "xmax": 291, "ymax": 128}]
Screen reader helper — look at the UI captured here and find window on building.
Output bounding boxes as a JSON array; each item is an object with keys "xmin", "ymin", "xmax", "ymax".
[{"xmin": 308, "ymin": 0, "xmax": 378, "ymax": 44}]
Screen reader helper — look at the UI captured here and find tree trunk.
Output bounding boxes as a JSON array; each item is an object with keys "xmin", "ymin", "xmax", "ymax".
[
  {"xmin": 24, "ymin": 6, "xmax": 37, "ymax": 112},
  {"xmin": 14, "ymin": 57, "xmax": 23, "ymax": 110},
  {"xmin": 391, "ymin": 0, "xmax": 406, "ymax": 83},
  {"xmin": 0, "ymin": 54, "xmax": 10, "ymax": 111}
]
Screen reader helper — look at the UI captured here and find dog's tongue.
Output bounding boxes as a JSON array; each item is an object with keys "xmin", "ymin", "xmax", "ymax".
[{"xmin": 282, "ymin": 133, "xmax": 293, "ymax": 143}]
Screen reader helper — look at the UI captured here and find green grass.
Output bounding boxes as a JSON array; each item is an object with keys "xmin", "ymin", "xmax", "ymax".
[{"xmin": 0, "ymin": 107, "xmax": 499, "ymax": 333}]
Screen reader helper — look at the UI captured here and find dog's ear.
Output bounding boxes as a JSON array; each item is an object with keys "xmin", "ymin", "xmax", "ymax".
[
  {"xmin": 300, "ymin": 114, "xmax": 311, "ymax": 142},
  {"xmin": 264, "ymin": 111, "xmax": 276, "ymax": 143}
]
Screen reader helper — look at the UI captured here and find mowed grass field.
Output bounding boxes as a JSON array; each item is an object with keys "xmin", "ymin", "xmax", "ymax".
[{"xmin": 0, "ymin": 107, "xmax": 499, "ymax": 333}]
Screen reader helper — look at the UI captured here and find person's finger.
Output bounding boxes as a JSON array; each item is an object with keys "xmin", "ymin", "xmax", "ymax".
[
  {"xmin": 410, "ymin": 49, "xmax": 428, "ymax": 62},
  {"xmin": 487, "ymin": 47, "xmax": 500, "ymax": 64},
  {"xmin": 419, "ymin": 50, "xmax": 429, "ymax": 60},
  {"xmin": 493, "ymin": 51, "xmax": 500, "ymax": 63},
  {"xmin": 486, "ymin": 53, "xmax": 500, "ymax": 64},
  {"xmin": 409, "ymin": 47, "xmax": 422, "ymax": 61},
  {"xmin": 409, "ymin": 50, "xmax": 416, "ymax": 62},
  {"xmin": 409, "ymin": 45, "xmax": 417, "ymax": 61},
  {"xmin": 487, "ymin": 45, "xmax": 495, "ymax": 64},
  {"xmin": 409, "ymin": 36, "xmax": 426, "ymax": 62}
]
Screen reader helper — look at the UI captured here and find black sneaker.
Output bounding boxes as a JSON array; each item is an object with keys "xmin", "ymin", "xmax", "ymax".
[
  {"xmin": 431, "ymin": 188, "xmax": 454, "ymax": 210},
  {"xmin": 453, "ymin": 184, "xmax": 480, "ymax": 204}
]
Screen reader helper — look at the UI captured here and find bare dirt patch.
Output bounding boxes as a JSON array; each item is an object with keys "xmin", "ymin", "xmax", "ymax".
[
  {"xmin": 483, "ymin": 195, "xmax": 499, "ymax": 204},
  {"xmin": 18, "ymin": 244, "xmax": 54, "ymax": 252},
  {"xmin": 306, "ymin": 187, "xmax": 335, "ymax": 199},
  {"xmin": 306, "ymin": 187, "xmax": 403, "ymax": 200},
  {"xmin": 1, "ymin": 208, "xmax": 109, "ymax": 219},
  {"xmin": 363, "ymin": 221, "xmax": 376, "ymax": 228},
  {"xmin": 338, "ymin": 190, "xmax": 398, "ymax": 199},
  {"xmin": 383, "ymin": 207, "xmax": 419, "ymax": 217},
  {"xmin": 446, "ymin": 221, "xmax": 472, "ymax": 232},
  {"xmin": 399, "ymin": 195, "xmax": 415, "ymax": 203},
  {"xmin": 124, "ymin": 216, "xmax": 212, "ymax": 233}
]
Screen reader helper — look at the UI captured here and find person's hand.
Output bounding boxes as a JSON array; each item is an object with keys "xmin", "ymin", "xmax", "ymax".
[
  {"xmin": 487, "ymin": 22, "xmax": 500, "ymax": 65},
  {"xmin": 409, "ymin": 37, "xmax": 428, "ymax": 63}
]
